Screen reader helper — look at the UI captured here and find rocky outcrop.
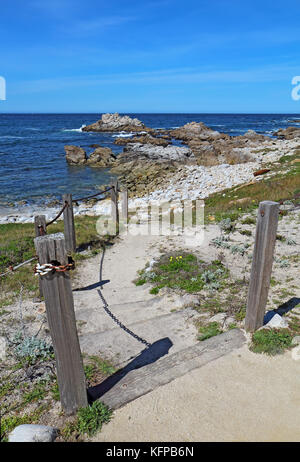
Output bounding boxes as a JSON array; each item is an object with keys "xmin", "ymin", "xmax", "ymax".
[
  {"xmin": 82, "ymin": 113, "xmax": 148, "ymax": 132},
  {"xmin": 64, "ymin": 144, "xmax": 116, "ymax": 167},
  {"xmin": 170, "ymin": 122, "xmax": 228, "ymax": 143},
  {"xmin": 168, "ymin": 123, "xmax": 267, "ymax": 166},
  {"xmin": 273, "ymin": 126, "xmax": 300, "ymax": 140},
  {"xmin": 114, "ymin": 134, "xmax": 170, "ymax": 147},
  {"xmin": 116, "ymin": 143, "xmax": 194, "ymax": 164},
  {"xmin": 111, "ymin": 160, "xmax": 178, "ymax": 197},
  {"xmin": 110, "ymin": 143, "xmax": 195, "ymax": 196},
  {"xmin": 86, "ymin": 147, "xmax": 116, "ymax": 167},
  {"xmin": 64, "ymin": 145, "xmax": 87, "ymax": 165}
]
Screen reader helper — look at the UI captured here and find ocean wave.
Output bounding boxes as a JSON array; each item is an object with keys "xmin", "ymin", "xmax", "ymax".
[
  {"xmin": 0, "ymin": 135, "xmax": 24, "ymax": 139},
  {"xmin": 111, "ymin": 132, "xmax": 135, "ymax": 138},
  {"xmin": 62, "ymin": 124, "xmax": 86, "ymax": 132}
]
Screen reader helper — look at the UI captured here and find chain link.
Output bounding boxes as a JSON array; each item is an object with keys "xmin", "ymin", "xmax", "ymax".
[{"xmin": 98, "ymin": 245, "xmax": 151, "ymax": 348}]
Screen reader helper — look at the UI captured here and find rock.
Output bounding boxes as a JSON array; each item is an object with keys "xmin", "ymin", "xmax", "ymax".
[
  {"xmin": 82, "ymin": 113, "xmax": 148, "ymax": 132},
  {"xmin": 0, "ymin": 336, "xmax": 7, "ymax": 360},
  {"xmin": 114, "ymin": 134, "xmax": 170, "ymax": 147},
  {"xmin": 237, "ymin": 130, "xmax": 266, "ymax": 142},
  {"xmin": 292, "ymin": 335, "xmax": 300, "ymax": 346},
  {"xmin": 209, "ymin": 313, "xmax": 226, "ymax": 323},
  {"xmin": 64, "ymin": 145, "xmax": 87, "ymax": 165},
  {"xmin": 273, "ymin": 126, "xmax": 300, "ymax": 140},
  {"xmin": 8, "ymin": 424, "xmax": 58, "ymax": 442},
  {"xmin": 291, "ymin": 336, "xmax": 300, "ymax": 346},
  {"xmin": 169, "ymin": 122, "xmax": 259, "ymax": 166},
  {"xmin": 172, "ymin": 294, "xmax": 199, "ymax": 309},
  {"xmin": 87, "ymin": 147, "xmax": 116, "ymax": 167},
  {"xmin": 264, "ymin": 314, "xmax": 289, "ymax": 329},
  {"xmin": 119, "ymin": 143, "xmax": 194, "ymax": 163},
  {"xmin": 253, "ymin": 168, "xmax": 270, "ymax": 177},
  {"xmin": 170, "ymin": 121, "xmax": 227, "ymax": 142},
  {"xmin": 224, "ymin": 316, "xmax": 236, "ymax": 328}
]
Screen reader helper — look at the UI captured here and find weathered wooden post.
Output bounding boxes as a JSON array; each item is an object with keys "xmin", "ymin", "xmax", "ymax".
[
  {"xmin": 62, "ymin": 193, "xmax": 76, "ymax": 254},
  {"xmin": 110, "ymin": 181, "xmax": 119, "ymax": 235},
  {"xmin": 34, "ymin": 215, "xmax": 47, "ymax": 237},
  {"xmin": 34, "ymin": 232, "xmax": 88, "ymax": 415},
  {"xmin": 34, "ymin": 215, "xmax": 47, "ymax": 297},
  {"xmin": 121, "ymin": 187, "xmax": 128, "ymax": 224},
  {"xmin": 245, "ymin": 201, "xmax": 279, "ymax": 332}
]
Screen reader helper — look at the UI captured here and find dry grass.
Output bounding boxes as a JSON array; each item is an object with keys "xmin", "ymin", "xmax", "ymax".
[
  {"xmin": 0, "ymin": 215, "xmax": 109, "ymax": 306},
  {"xmin": 204, "ymin": 164, "xmax": 300, "ymax": 223}
]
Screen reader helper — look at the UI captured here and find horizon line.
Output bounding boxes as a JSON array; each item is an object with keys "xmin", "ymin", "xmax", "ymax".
[{"xmin": 0, "ymin": 111, "xmax": 300, "ymax": 115}]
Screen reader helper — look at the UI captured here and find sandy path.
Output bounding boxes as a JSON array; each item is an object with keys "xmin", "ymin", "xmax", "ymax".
[
  {"xmin": 71, "ymin": 213, "xmax": 300, "ymax": 442},
  {"xmin": 91, "ymin": 344, "xmax": 300, "ymax": 442}
]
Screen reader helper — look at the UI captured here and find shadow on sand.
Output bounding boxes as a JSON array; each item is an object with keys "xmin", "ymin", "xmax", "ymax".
[{"xmin": 87, "ymin": 337, "xmax": 173, "ymax": 403}]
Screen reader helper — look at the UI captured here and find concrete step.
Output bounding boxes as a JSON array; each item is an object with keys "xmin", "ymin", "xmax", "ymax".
[{"xmin": 79, "ymin": 309, "xmax": 198, "ymax": 367}]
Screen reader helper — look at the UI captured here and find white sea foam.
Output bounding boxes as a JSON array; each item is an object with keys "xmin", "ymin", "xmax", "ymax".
[
  {"xmin": 112, "ymin": 132, "xmax": 135, "ymax": 138},
  {"xmin": 62, "ymin": 124, "xmax": 86, "ymax": 132},
  {"xmin": 0, "ymin": 135, "xmax": 24, "ymax": 139}
]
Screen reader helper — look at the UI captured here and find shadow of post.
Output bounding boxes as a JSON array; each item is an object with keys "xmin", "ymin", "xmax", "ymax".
[
  {"xmin": 87, "ymin": 337, "xmax": 173, "ymax": 403},
  {"xmin": 263, "ymin": 297, "xmax": 300, "ymax": 324}
]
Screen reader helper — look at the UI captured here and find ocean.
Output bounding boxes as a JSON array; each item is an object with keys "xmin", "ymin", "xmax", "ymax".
[{"xmin": 0, "ymin": 113, "xmax": 299, "ymax": 208}]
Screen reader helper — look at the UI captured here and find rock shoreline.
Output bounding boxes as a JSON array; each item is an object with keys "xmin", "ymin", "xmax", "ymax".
[{"xmin": 1, "ymin": 115, "xmax": 300, "ymax": 224}]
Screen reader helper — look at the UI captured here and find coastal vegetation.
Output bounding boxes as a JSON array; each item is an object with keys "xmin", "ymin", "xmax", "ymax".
[
  {"xmin": 0, "ymin": 215, "xmax": 112, "ymax": 308},
  {"xmin": 1, "ymin": 115, "xmax": 300, "ymax": 441}
]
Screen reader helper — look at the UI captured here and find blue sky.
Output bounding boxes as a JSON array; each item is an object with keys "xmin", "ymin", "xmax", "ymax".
[{"xmin": 0, "ymin": 0, "xmax": 300, "ymax": 113}]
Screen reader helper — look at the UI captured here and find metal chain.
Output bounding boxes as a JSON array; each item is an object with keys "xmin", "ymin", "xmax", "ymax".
[
  {"xmin": 98, "ymin": 244, "xmax": 151, "ymax": 348},
  {"xmin": 97, "ymin": 289, "xmax": 151, "ymax": 347}
]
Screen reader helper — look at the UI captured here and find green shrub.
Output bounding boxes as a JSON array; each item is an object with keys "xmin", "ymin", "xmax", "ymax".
[
  {"xmin": 250, "ymin": 329, "xmax": 293, "ymax": 356},
  {"xmin": 77, "ymin": 401, "xmax": 112, "ymax": 436},
  {"xmin": 197, "ymin": 322, "xmax": 222, "ymax": 341}
]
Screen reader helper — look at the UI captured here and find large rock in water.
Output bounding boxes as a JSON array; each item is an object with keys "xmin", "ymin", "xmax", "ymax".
[
  {"xmin": 170, "ymin": 121, "xmax": 228, "ymax": 142},
  {"xmin": 64, "ymin": 145, "xmax": 87, "ymax": 165},
  {"xmin": 82, "ymin": 113, "xmax": 147, "ymax": 132},
  {"xmin": 86, "ymin": 147, "xmax": 116, "ymax": 167},
  {"xmin": 273, "ymin": 126, "xmax": 300, "ymax": 139}
]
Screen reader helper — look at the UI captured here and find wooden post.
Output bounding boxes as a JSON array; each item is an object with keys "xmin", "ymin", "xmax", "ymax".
[
  {"xmin": 34, "ymin": 215, "xmax": 47, "ymax": 237},
  {"xmin": 34, "ymin": 232, "xmax": 88, "ymax": 414},
  {"xmin": 34, "ymin": 215, "xmax": 47, "ymax": 297},
  {"xmin": 245, "ymin": 201, "xmax": 279, "ymax": 332},
  {"xmin": 121, "ymin": 187, "xmax": 128, "ymax": 224},
  {"xmin": 110, "ymin": 181, "xmax": 119, "ymax": 235},
  {"xmin": 62, "ymin": 193, "xmax": 76, "ymax": 254}
]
